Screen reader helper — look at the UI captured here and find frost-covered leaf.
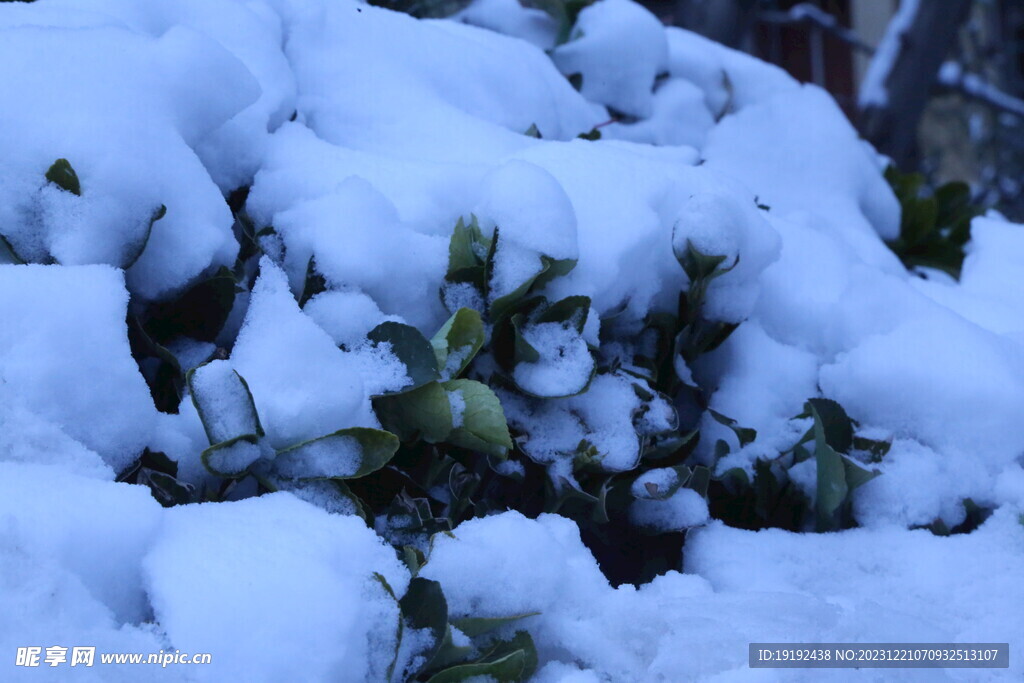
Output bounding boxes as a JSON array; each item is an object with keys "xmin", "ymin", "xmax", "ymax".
[
  {"xmin": 446, "ymin": 215, "xmax": 488, "ymax": 291},
  {"xmin": 536, "ymin": 295, "xmax": 591, "ymax": 334},
  {"xmin": 375, "ymin": 382, "xmax": 454, "ymax": 443},
  {"xmin": 368, "ymin": 321, "xmax": 440, "ymax": 394},
  {"xmin": 426, "ymin": 630, "xmax": 537, "ymax": 683},
  {"xmin": 431, "ymin": 308, "xmax": 484, "ymax": 380},
  {"xmin": 399, "ymin": 577, "xmax": 450, "ymax": 674},
  {"xmin": 45, "ymin": 158, "xmax": 81, "ymax": 195},
  {"xmin": 674, "ymin": 239, "xmax": 735, "ymax": 284},
  {"xmin": 262, "ymin": 476, "xmax": 366, "ymax": 518},
  {"xmin": 273, "ymin": 427, "xmax": 400, "ymax": 480},
  {"xmin": 187, "ymin": 360, "xmax": 263, "ymax": 445},
  {"xmin": 511, "ymin": 318, "xmax": 595, "ymax": 398},
  {"xmin": 201, "ymin": 435, "xmax": 263, "ymax": 478},
  {"xmin": 442, "ymin": 379, "xmax": 513, "ymax": 458},
  {"xmin": 486, "ymin": 227, "xmax": 577, "ymax": 322}
]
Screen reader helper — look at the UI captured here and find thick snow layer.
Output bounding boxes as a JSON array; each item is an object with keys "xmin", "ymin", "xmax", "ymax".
[
  {"xmin": 0, "ymin": 20, "xmax": 248, "ymax": 300},
  {"xmin": 0, "ymin": 463, "xmax": 163, "ymax": 625},
  {"xmin": 261, "ymin": 174, "xmax": 450, "ymax": 331},
  {"xmin": 3, "ymin": 0, "xmax": 1024, "ymax": 679},
  {"xmin": 475, "ymin": 159, "xmax": 579, "ymax": 301},
  {"xmin": 686, "ymin": 509, "xmax": 1024, "ymax": 678},
  {"xmin": 144, "ymin": 493, "xmax": 408, "ymax": 682},
  {"xmin": 0, "ymin": 265, "xmax": 156, "ymax": 473},
  {"xmin": 705, "ymin": 85, "xmax": 902, "ymax": 250},
  {"xmin": 423, "ymin": 510, "xmax": 1024, "ymax": 679},
  {"xmin": 34, "ymin": 0, "xmax": 297, "ymax": 190},
  {"xmin": 551, "ymin": 0, "xmax": 668, "ymax": 119},
  {"xmin": 665, "ymin": 27, "xmax": 800, "ymax": 116},
  {"xmin": 229, "ymin": 258, "xmax": 376, "ymax": 449},
  {"xmin": 454, "ymin": 0, "xmax": 558, "ymax": 50},
  {"xmin": 277, "ymin": 0, "xmax": 600, "ymax": 162}
]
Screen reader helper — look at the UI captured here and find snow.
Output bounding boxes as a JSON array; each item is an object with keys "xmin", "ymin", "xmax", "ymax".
[
  {"xmin": 0, "ymin": 265, "xmax": 156, "ymax": 474},
  {"xmin": 2, "ymin": 0, "xmax": 1023, "ymax": 679},
  {"xmin": 551, "ymin": 0, "xmax": 668, "ymax": 119},
  {"xmin": 453, "ymin": 0, "xmax": 558, "ymax": 51},
  {"xmin": 704, "ymin": 85, "xmax": 902, "ymax": 249},
  {"xmin": 0, "ymin": 21, "xmax": 247, "ymax": 300},
  {"xmin": 144, "ymin": 493, "xmax": 409, "ymax": 681},
  {"xmin": 475, "ymin": 159, "xmax": 579, "ymax": 302},
  {"xmin": 513, "ymin": 321, "xmax": 595, "ymax": 397},
  {"xmin": 630, "ymin": 487, "xmax": 709, "ymax": 531},
  {"xmin": 671, "ymin": 175, "xmax": 782, "ymax": 322},
  {"xmin": 504, "ymin": 372, "xmax": 668, "ymax": 473},
  {"xmin": 188, "ymin": 359, "xmax": 261, "ymax": 444},
  {"xmin": 229, "ymin": 258, "xmax": 375, "ymax": 449}
]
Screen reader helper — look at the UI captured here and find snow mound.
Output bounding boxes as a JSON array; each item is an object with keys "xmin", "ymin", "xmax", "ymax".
[{"xmin": 0, "ymin": 265, "xmax": 156, "ymax": 473}]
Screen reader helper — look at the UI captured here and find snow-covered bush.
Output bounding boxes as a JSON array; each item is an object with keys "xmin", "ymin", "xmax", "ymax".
[{"xmin": 2, "ymin": 0, "xmax": 1023, "ymax": 679}]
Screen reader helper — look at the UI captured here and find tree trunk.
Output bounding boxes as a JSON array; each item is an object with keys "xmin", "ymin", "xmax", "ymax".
[
  {"xmin": 673, "ymin": 0, "xmax": 759, "ymax": 50},
  {"xmin": 857, "ymin": 0, "xmax": 974, "ymax": 169}
]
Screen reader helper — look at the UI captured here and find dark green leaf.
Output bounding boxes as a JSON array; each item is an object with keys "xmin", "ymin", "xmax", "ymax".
[
  {"xmin": 431, "ymin": 308, "xmax": 485, "ymax": 379},
  {"xmin": 145, "ymin": 266, "xmax": 237, "ymax": 344},
  {"xmin": 368, "ymin": 321, "xmax": 440, "ymax": 394},
  {"xmin": 442, "ymin": 379, "xmax": 513, "ymax": 458},
  {"xmin": 374, "ymin": 381, "xmax": 454, "ymax": 443},
  {"xmin": 273, "ymin": 427, "xmax": 400, "ymax": 480},
  {"xmin": 45, "ymin": 158, "xmax": 80, "ymax": 195},
  {"xmin": 804, "ymin": 398, "xmax": 853, "ymax": 453}
]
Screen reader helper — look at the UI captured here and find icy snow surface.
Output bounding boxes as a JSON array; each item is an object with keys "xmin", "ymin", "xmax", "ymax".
[{"xmin": 1, "ymin": 0, "xmax": 1022, "ymax": 680}]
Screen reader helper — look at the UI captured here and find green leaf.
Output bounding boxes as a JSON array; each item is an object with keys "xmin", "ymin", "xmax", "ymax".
[
  {"xmin": 450, "ymin": 613, "xmax": 540, "ymax": 638},
  {"xmin": 122, "ymin": 204, "xmax": 165, "ymax": 270},
  {"xmin": 804, "ymin": 398, "xmax": 853, "ymax": 453},
  {"xmin": 811, "ymin": 403, "xmax": 849, "ymax": 532},
  {"xmin": 442, "ymin": 379, "xmax": 513, "ymax": 458},
  {"xmin": 685, "ymin": 465, "xmax": 711, "ymax": 498},
  {"xmin": 186, "ymin": 361, "xmax": 264, "ymax": 445},
  {"xmin": 399, "ymin": 577, "xmax": 450, "ymax": 673},
  {"xmin": 536, "ymin": 295, "xmax": 591, "ymax": 334},
  {"xmin": 426, "ymin": 631, "xmax": 537, "ymax": 683},
  {"xmin": 372, "ymin": 572, "xmax": 404, "ymax": 683},
  {"xmin": 431, "ymin": 308, "xmax": 485, "ymax": 380},
  {"xmin": 45, "ymin": 158, "xmax": 81, "ymax": 195},
  {"xmin": 708, "ymin": 409, "xmax": 757, "ymax": 448},
  {"xmin": 486, "ymin": 228, "xmax": 577, "ymax": 321},
  {"xmin": 374, "ymin": 381, "xmax": 454, "ymax": 443},
  {"xmin": 145, "ymin": 266, "xmax": 237, "ymax": 343},
  {"xmin": 299, "ymin": 255, "xmax": 327, "ymax": 307},
  {"xmin": 273, "ymin": 427, "xmax": 399, "ymax": 480},
  {"xmin": 138, "ymin": 469, "xmax": 195, "ymax": 507},
  {"xmin": 446, "ymin": 215, "xmax": 488, "ymax": 290},
  {"xmin": 201, "ymin": 435, "xmax": 263, "ymax": 478},
  {"xmin": 368, "ymin": 321, "xmax": 440, "ymax": 394},
  {"xmin": 0, "ymin": 231, "xmax": 25, "ymax": 264},
  {"xmin": 842, "ymin": 456, "xmax": 881, "ymax": 492},
  {"xmin": 675, "ymin": 239, "xmax": 731, "ymax": 283}
]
